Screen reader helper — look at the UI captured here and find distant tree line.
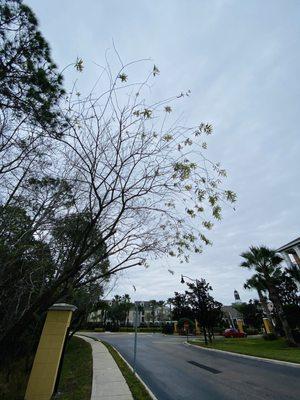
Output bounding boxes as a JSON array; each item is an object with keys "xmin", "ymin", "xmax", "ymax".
[{"xmin": 89, "ymin": 296, "xmax": 170, "ymax": 331}]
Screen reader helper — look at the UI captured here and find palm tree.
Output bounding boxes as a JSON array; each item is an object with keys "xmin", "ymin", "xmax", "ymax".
[
  {"xmin": 240, "ymin": 246, "xmax": 297, "ymax": 346},
  {"xmin": 286, "ymin": 264, "xmax": 300, "ymax": 285},
  {"xmin": 244, "ymin": 275, "xmax": 274, "ymax": 332}
]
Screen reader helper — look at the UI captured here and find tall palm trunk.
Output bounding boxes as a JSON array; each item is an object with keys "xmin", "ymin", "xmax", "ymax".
[
  {"xmin": 257, "ymin": 289, "xmax": 274, "ymax": 332},
  {"xmin": 203, "ymin": 325, "xmax": 208, "ymax": 345}
]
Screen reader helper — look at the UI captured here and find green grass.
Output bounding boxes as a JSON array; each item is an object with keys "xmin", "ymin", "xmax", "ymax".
[
  {"xmin": 101, "ymin": 340, "xmax": 153, "ymax": 400},
  {"xmin": 55, "ymin": 336, "xmax": 92, "ymax": 400},
  {"xmin": 190, "ymin": 337, "xmax": 300, "ymax": 364}
]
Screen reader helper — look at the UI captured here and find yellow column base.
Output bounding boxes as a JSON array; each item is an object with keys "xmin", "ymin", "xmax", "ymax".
[
  {"xmin": 237, "ymin": 319, "xmax": 244, "ymax": 333},
  {"xmin": 195, "ymin": 319, "xmax": 201, "ymax": 335},
  {"xmin": 263, "ymin": 317, "xmax": 272, "ymax": 334},
  {"xmin": 25, "ymin": 303, "xmax": 77, "ymax": 400},
  {"xmin": 174, "ymin": 321, "xmax": 178, "ymax": 334}
]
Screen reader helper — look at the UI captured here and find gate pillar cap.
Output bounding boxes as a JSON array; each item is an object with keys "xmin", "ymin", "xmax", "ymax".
[{"xmin": 49, "ymin": 303, "xmax": 77, "ymax": 312}]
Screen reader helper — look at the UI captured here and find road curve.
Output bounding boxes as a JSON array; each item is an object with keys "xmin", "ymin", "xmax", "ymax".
[{"xmin": 85, "ymin": 333, "xmax": 300, "ymax": 400}]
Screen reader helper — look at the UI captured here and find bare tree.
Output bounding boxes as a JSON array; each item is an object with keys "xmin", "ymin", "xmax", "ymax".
[
  {"xmin": 0, "ymin": 56, "xmax": 235, "ymax": 351},
  {"xmin": 54, "ymin": 57, "xmax": 236, "ymax": 280}
]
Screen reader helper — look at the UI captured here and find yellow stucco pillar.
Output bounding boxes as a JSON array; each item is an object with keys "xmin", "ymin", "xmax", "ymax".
[
  {"xmin": 236, "ymin": 318, "xmax": 244, "ymax": 333},
  {"xmin": 263, "ymin": 317, "xmax": 272, "ymax": 334},
  {"xmin": 25, "ymin": 303, "xmax": 77, "ymax": 400},
  {"xmin": 195, "ymin": 319, "xmax": 201, "ymax": 335},
  {"xmin": 174, "ymin": 321, "xmax": 178, "ymax": 334}
]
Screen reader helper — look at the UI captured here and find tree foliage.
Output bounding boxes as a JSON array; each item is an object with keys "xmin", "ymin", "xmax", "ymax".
[
  {"xmin": 0, "ymin": 205, "xmax": 54, "ymax": 337},
  {"xmin": 169, "ymin": 292, "xmax": 194, "ymax": 321},
  {"xmin": 185, "ymin": 279, "xmax": 223, "ymax": 344},
  {"xmin": 233, "ymin": 300, "xmax": 263, "ymax": 330},
  {"xmin": 286, "ymin": 264, "xmax": 300, "ymax": 285},
  {"xmin": 169, "ymin": 279, "xmax": 223, "ymax": 344},
  {"xmin": 240, "ymin": 246, "xmax": 297, "ymax": 346},
  {"xmin": 0, "ymin": 205, "xmax": 109, "ymax": 361},
  {"xmin": 276, "ymin": 270, "xmax": 299, "ymax": 306},
  {"xmin": 106, "ymin": 295, "xmax": 132, "ymax": 326},
  {"xmin": 0, "ymin": 0, "xmax": 64, "ymax": 125}
]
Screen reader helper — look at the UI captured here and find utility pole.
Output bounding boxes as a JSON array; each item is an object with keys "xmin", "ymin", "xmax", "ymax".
[{"xmin": 133, "ymin": 301, "xmax": 138, "ymax": 374}]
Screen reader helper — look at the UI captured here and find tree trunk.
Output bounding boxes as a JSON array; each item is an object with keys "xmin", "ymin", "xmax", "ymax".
[
  {"xmin": 257, "ymin": 289, "xmax": 275, "ymax": 332},
  {"xmin": 203, "ymin": 326, "xmax": 208, "ymax": 345},
  {"xmin": 207, "ymin": 329, "xmax": 213, "ymax": 344}
]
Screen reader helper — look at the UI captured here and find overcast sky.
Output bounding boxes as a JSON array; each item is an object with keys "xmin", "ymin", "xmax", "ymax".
[{"xmin": 27, "ymin": 0, "xmax": 300, "ymax": 305}]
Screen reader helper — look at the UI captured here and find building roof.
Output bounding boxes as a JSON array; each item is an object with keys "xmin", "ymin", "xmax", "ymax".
[{"xmin": 277, "ymin": 236, "xmax": 300, "ymax": 252}]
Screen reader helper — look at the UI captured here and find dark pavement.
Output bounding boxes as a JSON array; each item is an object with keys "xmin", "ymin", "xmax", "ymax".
[{"xmin": 84, "ymin": 332, "xmax": 300, "ymax": 400}]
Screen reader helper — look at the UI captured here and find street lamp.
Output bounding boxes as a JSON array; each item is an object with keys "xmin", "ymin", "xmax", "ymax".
[
  {"xmin": 180, "ymin": 274, "xmax": 198, "ymax": 284},
  {"xmin": 180, "ymin": 275, "xmax": 200, "ymax": 341}
]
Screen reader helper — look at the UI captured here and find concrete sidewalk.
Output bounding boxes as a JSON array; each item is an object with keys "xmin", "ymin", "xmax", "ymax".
[{"xmin": 77, "ymin": 335, "xmax": 133, "ymax": 400}]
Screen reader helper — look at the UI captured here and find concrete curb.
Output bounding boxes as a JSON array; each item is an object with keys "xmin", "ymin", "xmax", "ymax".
[{"xmin": 185, "ymin": 341, "xmax": 300, "ymax": 368}]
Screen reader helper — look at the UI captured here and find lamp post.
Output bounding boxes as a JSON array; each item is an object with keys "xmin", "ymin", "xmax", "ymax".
[
  {"xmin": 133, "ymin": 301, "xmax": 138, "ymax": 374},
  {"xmin": 180, "ymin": 274, "xmax": 209, "ymax": 344},
  {"xmin": 180, "ymin": 275, "xmax": 200, "ymax": 341},
  {"xmin": 181, "ymin": 274, "xmax": 198, "ymax": 285}
]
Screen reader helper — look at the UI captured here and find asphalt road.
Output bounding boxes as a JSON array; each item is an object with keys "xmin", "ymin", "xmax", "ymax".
[{"xmin": 85, "ymin": 332, "xmax": 300, "ymax": 400}]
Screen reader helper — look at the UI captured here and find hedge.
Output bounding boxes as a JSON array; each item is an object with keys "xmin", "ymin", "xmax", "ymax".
[{"xmin": 119, "ymin": 327, "xmax": 162, "ymax": 333}]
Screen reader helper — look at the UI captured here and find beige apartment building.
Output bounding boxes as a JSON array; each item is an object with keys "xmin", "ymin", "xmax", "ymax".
[{"xmin": 277, "ymin": 236, "xmax": 300, "ymax": 268}]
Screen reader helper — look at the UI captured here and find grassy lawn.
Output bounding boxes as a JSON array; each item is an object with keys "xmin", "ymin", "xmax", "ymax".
[
  {"xmin": 55, "ymin": 336, "xmax": 92, "ymax": 400},
  {"xmin": 190, "ymin": 337, "xmax": 300, "ymax": 364},
  {"xmin": 101, "ymin": 341, "xmax": 153, "ymax": 400}
]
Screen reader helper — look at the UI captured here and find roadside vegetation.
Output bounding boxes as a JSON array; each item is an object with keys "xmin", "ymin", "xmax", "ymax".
[
  {"xmin": 190, "ymin": 337, "xmax": 300, "ymax": 364},
  {"xmin": 0, "ymin": 356, "xmax": 31, "ymax": 400},
  {"xmin": 55, "ymin": 336, "xmax": 92, "ymax": 400},
  {"xmin": 0, "ymin": 336, "xmax": 92, "ymax": 400},
  {"xmin": 169, "ymin": 278, "xmax": 225, "ymax": 344},
  {"xmin": 102, "ymin": 341, "xmax": 153, "ymax": 400},
  {"xmin": 240, "ymin": 246, "xmax": 300, "ymax": 346}
]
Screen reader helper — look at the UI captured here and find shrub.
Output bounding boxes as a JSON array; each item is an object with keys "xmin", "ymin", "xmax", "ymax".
[
  {"xmin": 94, "ymin": 327, "xmax": 104, "ymax": 332},
  {"xmin": 118, "ymin": 327, "xmax": 162, "ymax": 333},
  {"xmin": 82, "ymin": 322, "xmax": 103, "ymax": 330},
  {"xmin": 104, "ymin": 323, "xmax": 120, "ymax": 332},
  {"xmin": 244, "ymin": 327, "xmax": 260, "ymax": 335},
  {"xmin": 177, "ymin": 318, "xmax": 195, "ymax": 329},
  {"xmin": 119, "ymin": 327, "xmax": 135, "ymax": 332},
  {"xmin": 263, "ymin": 333, "xmax": 277, "ymax": 341},
  {"xmin": 162, "ymin": 323, "xmax": 174, "ymax": 335},
  {"xmin": 292, "ymin": 330, "xmax": 300, "ymax": 343},
  {"xmin": 140, "ymin": 327, "xmax": 162, "ymax": 333}
]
